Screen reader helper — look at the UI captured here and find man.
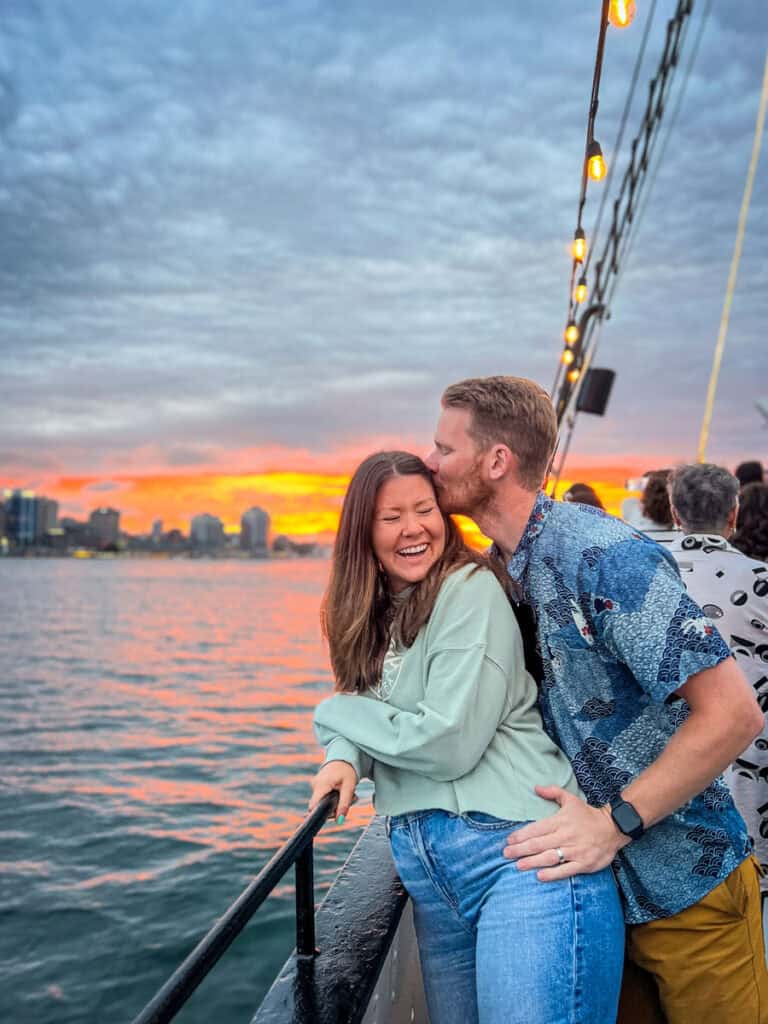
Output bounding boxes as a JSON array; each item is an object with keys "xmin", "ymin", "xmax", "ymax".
[
  {"xmin": 425, "ymin": 376, "xmax": 767, "ymax": 1024},
  {"xmin": 668, "ymin": 463, "xmax": 768, "ymax": 886}
]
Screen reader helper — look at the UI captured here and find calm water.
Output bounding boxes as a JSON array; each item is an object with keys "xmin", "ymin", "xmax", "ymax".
[{"xmin": 0, "ymin": 558, "xmax": 373, "ymax": 1024}]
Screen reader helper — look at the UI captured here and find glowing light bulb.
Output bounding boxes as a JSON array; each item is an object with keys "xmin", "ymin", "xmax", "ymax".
[
  {"xmin": 561, "ymin": 349, "xmax": 576, "ymax": 366},
  {"xmin": 564, "ymin": 321, "xmax": 579, "ymax": 345},
  {"xmin": 567, "ymin": 368, "xmax": 581, "ymax": 383},
  {"xmin": 608, "ymin": 0, "xmax": 636, "ymax": 28},
  {"xmin": 587, "ymin": 139, "xmax": 607, "ymax": 182},
  {"xmin": 572, "ymin": 227, "xmax": 586, "ymax": 262},
  {"xmin": 574, "ymin": 276, "xmax": 588, "ymax": 304}
]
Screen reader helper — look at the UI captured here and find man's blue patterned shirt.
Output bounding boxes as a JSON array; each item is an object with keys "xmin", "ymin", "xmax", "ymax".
[{"xmin": 502, "ymin": 492, "xmax": 751, "ymax": 924}]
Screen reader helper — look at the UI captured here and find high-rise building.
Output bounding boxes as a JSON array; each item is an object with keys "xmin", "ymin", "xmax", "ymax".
[
  {"xmin": 151, "ymin": 520, "xmax": 163, "ymax": 545},
  {"xmin": 190, "ymin": 513, "xmax": 225, "ymax": 550},
  {"xmin": 89, "ymin": 507, "xmax": 120, "ymax": 549},
  {"xmin": 4, "ymin": 489, "xmax": 37, "ymax": 545},
  {"xmin": 35, "ymin": 498, "xmax": 59, "ymax": 541},
  {"xmin": 240, "ymin": 507, "xmax": 270, "ymax": 555}
]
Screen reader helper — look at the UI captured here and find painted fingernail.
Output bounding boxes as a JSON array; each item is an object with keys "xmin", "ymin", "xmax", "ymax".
[{"xmin": 336, "ymin": 814, "xmax": 346, "ymax": 825}]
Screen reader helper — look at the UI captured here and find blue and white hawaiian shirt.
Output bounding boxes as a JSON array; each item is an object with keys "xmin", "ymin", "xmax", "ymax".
[{"xmin": 501, "ymin": 492, "xmax": 751, "ymax": 924}]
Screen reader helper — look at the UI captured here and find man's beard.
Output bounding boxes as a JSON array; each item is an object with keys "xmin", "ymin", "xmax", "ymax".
[{"xmin": 435, "ymin": 461, "xmax": 494, "ymax": 518}]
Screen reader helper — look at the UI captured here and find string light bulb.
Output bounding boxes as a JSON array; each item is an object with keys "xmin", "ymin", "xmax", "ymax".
[
  {"xmin": 567, "ymin": 368, "xmax": 581, "ymax": 383},
  {"xmin": 608, "ymin": 0, "xmax": 636, "ymax": 28},
  {"xmin": 572, "ymin": 227, "xmax": 586, "ymax": 262},
  {"xmin": 564, "ymin": 320, "xmax": 579, "ymax": 345},
  {"xmin": 574, "ymin": 276, "xmax": 588, "ymax": 304},
  {"xmin": 561, "ymin": 349, "xmax": 576, "ymax": 366},
  {"xmin": 586, "ymin": 139, "xmax": 607, "ymax": 181}
]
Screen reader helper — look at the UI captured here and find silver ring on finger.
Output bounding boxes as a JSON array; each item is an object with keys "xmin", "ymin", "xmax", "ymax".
[{"xmin": 555, "ymin": 846, "xmax": 566, "ymax": 865}]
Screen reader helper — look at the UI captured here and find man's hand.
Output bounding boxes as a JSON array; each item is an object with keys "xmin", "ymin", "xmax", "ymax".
[
  {"xmin": 308, "ymin": 760, "xmax": 358, "ymax": 822},
  {"xmin": 502, "ymin": 785, "xmax": 631, "ymax": 880}
]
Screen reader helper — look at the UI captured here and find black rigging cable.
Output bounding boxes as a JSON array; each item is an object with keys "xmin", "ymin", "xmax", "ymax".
[
  {"xmin": 553, "ymin": 0, "xmax": 696, "ymax": 421},
  {"xmin": 552, "ymin": 0, "xmax": 658, "ymax": 400},
  {"xmin": 549, "ymin": 0, "xmax": 699, "ymax": 491},
  {"xmin": 608, "ymin": 0, "xmax": 714, "ymax": 305},
  {"xmin": 586, "ymin": 0, "xmax": 659, "ymax": 280}
]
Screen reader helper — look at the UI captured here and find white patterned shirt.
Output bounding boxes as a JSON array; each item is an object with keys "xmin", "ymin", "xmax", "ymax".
[{"xmin": 669, "ymin": 533, "xmax": 768, "ymax": 886}]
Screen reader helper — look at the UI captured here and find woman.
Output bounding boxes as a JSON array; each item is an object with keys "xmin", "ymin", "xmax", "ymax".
[
  {"xmin": 309, "ymin": 451, "xmax": 624, "ymax": 1024},
  {"xmin": 630, "ymin": 468, "xmax": 678, "ymax": 544},
  {"xmin": 732, "ymin": 481, "xmax": 768, "ymax": 561},
  {"xmin": 562, "ymin": 481, "xmax": 604, "ymax": 509}
]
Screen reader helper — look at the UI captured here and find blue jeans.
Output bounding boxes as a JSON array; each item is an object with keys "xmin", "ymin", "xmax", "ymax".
[{"xmin": 388, "ymin": 810, "xmax": 624, "ymax": 1024}]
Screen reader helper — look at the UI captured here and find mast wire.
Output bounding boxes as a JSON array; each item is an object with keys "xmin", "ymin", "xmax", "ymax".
[
  {"xmin": 697, "ymin": 49, "xmax": 768, "ymax": 461},
  {"xmin": 607, "ymin": 0, "xmax": 713, "ymax": 308}
]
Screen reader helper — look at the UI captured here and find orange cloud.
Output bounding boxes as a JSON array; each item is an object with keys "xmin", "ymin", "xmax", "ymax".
[{"xmin": 2, "ymin": 455, "xmax": 656, "ymax": 539}]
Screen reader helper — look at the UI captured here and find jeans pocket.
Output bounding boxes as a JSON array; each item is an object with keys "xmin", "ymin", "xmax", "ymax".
[
  {"xmin": 460, "ymin": 811, "xmax": 529, "ymax": 832},
  {"xmin": 386, "ymin": 812, "xmax": 411, "ymax": 835}
]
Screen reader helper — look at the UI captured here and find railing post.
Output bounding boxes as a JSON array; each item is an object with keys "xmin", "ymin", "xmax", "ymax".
[
  {"xmin": 130, "ymin": 794, "xmax": 337, "ymax": 1024},
  {"xmin": 295, "ymin": 843, "xmax": 316, "ymax": 957}
]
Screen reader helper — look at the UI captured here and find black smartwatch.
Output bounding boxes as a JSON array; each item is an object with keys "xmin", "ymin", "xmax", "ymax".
[{"xmin": 609, "ymin": 796, "xmax": 645, "ymax": 840}]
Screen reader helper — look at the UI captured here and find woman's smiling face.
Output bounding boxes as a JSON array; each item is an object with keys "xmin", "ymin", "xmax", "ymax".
[{"xmin": 371, "ymin": 473, "xmax": 446, "ymax": 592}]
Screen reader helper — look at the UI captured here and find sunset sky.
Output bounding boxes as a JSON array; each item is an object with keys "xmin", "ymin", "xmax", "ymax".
[{"xmin": 2, "ymin": 2, "xmax": 766, "ymax": 538}]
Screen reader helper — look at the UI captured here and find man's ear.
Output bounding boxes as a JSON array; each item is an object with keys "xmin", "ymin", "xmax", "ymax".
[
  {"xmin": 726, "ymin": 502, "xmax": 739, "ymax": 535},
  {"xmin": 487, "ymin": 444, "xmax": 515, "ymax": 481}
]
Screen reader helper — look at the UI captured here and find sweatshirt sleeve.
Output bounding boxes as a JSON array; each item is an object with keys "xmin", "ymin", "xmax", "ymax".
[
  {"xmin": 319, "ymin": 734, "xmax": 374, "ymax": 782},
  {"xmin": 313, "ymin": 568, "xmax": 520, "ymax": 782}
]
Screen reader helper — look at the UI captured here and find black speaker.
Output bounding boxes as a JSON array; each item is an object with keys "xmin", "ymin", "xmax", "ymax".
[{"xmin": 576, "ymin": 368, "xmax": 615, "ymax": 416}]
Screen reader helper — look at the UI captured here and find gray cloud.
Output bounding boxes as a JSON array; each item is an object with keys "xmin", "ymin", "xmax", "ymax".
[{"xmin": 1, "ymin": 0, "xmax": 766, "ymax": 477}]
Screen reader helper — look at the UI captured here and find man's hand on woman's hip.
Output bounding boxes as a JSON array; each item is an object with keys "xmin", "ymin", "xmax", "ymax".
[{"xmin": 502, "ymin": 785, "xmax": 630, "ymax": 880}]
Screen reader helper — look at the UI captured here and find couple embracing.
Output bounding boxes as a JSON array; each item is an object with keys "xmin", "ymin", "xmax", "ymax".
[{"xmin": 310, "ymin": 376, "xmax": 768, "ymax": 1024}]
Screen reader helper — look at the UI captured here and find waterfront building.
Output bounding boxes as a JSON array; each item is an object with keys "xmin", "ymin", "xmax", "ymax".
[
  {"xmin": 3, "ymin": 489, "xmax": 37, "ymax": 545},
  {"xmin": 240, "ymin": 506, "xmax": 270, "ymax": 556},
  {"xmin": 190, "ymin": 513, "xmax": 225, "ymax": 551},
  {"xmin": 59, "ymin": 517, "xmax": 89, "ymax": 549},
  {"xmin": 89, "ymin": 507, "xmax": 120, "ymax": 549},
  {"xmin": 35, "ymin": 498, "xmax": 59, "ymax": 541},
  {"xmin": 151, "ymin": 520, "xmax": 163, "ymax": 545}
]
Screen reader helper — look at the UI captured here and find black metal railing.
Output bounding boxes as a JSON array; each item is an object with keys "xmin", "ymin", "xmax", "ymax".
[{"xmin": 130, "ymin": 791, "xmax": 339, "ymax": 1024}]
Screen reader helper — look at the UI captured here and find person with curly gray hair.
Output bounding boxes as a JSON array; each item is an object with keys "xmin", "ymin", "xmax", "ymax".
[{"xmin": 668, "ymin": 463, "xmax": 768, "ymax": 891}]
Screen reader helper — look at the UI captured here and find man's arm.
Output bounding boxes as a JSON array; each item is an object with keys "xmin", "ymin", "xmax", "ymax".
[
  {"xmin": 504, "ymin": 656, "xmax": 763, "ymax": 880},
  {"xmin": 623, "ymin": 656, "xmax": 762, "ymax": 827}
]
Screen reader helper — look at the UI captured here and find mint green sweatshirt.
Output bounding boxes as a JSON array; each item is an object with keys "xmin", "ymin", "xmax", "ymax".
[{"xmin": 314, "ymin": 564, "xmax": 580, "ymax": 820}]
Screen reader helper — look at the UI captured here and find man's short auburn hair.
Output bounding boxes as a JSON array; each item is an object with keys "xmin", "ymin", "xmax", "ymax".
[{"xmin": 441, "ymin": 376, "xmax": 558, "ymax": 492}]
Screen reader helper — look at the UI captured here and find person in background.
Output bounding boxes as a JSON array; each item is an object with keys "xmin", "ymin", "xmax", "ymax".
[
  {"xmin": 667, "ymin": 463, "xmax": 768, "ymax": 888},
  {"xmin": 735, "ymin": 460, "xmax": 765, "ymax": 489},
  {"xmin": 620, "ymin": 473, "xmax": 651, "ymax": 529},
  {"xmin": 309, "ymin": 451, "xmax": 624, "ymax": 1024},
  {"xmin": 733, "ymin": 481, "xmax": 768, "ymax": 563},
  {"xmin": 638, "ymin": 469, "xmax": 679, "ymax": 545},
  {"xmin": 562, "ymin": 482, "xmax": 605, "ymax": 510},
  {"xmin": 425, "ymin": 376, "xmax": 767, "ymax": 1024}
]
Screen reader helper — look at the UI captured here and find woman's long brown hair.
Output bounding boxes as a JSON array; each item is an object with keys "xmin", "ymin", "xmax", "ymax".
[{"xmin": 321, "ymin": 451, "xmax": 496, "ymax": 693}]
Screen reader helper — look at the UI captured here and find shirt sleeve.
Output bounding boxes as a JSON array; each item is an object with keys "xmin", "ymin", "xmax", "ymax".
[
  {"xmin": 313, "ymin": 569, "xmax": 522, "ymax": 781},
  {"xmin": 594, "ymin": 537, "xmax": 732, "ymax": 703},
  {"xmin": 318, "ymin": 734, "xmax": 374, "ymax": 782}
]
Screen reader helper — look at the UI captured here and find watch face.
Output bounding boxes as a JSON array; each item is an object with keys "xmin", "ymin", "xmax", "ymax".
[{"xmin": 613, "ymin": 800, "xmax": 643, "ymax": 838}]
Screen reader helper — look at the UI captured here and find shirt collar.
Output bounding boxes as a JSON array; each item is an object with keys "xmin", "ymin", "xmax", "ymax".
[
  {"xmin": 672, "ymin": 532, "xmax": 734, "ymax": 553},
  {"xmin": 496, "ymin": 490, "xmax": 553, "ymax": 584}
]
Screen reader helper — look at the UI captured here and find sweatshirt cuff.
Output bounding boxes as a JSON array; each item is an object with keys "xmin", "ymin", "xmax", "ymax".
[{"xmin": 322, "ymin": 736, "xmax": 369, "ymax": 781}]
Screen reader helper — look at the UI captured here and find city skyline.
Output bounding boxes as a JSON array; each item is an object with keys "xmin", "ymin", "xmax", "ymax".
[
  {"xmin": 1, "ymin": 3, "xmax": 766, "ymax": 528},
  {"xmin": 1, "ymin": 460, "xmax": 658, "ymax": 544}
]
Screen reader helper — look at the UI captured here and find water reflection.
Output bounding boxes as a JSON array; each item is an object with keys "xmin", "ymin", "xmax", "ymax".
[{"xmin": 1, "ymin": 558, "xmax": 374, "ymax": 1024}]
